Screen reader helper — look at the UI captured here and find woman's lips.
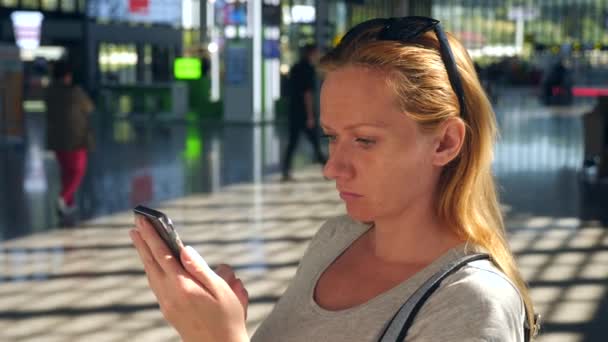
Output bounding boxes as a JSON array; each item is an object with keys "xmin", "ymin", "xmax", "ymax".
[{"xmin": 339, "ymin": 191, "xmax": 363, "ymax": 201}]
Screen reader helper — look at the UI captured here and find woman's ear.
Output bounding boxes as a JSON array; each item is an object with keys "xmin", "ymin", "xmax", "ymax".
[{"xmin": 432, "ymin": 117, "xmax": 466, "ymax": 167}]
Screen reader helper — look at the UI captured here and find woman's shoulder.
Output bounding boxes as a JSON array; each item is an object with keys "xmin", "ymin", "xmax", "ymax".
[
  {"xmin": 442, "ymin": 259, "xmax": 523, "ymax": 307},
  {"xmin": 407, "ymin": 257, "xmax": 525, "ymax": 340}
]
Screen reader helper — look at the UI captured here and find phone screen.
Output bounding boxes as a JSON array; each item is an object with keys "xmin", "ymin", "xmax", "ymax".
[{"xmin": 133, "ymin": 205, "xmax": 184, "ymax": 263}]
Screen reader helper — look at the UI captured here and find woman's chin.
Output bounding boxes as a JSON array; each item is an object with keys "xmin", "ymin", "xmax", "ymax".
[{"xmin": 345, "ymin": 206, "xmax": 375, "ymax": 223}]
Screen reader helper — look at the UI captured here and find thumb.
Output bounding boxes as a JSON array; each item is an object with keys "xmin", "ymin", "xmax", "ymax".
[{"xmin": 181, "ymin": 246, "xmax": 221, "ymax": 291}]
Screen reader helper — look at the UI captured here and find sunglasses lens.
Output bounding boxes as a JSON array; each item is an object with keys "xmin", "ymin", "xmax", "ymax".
[
  {"xmin": 340, "ymin": 18, "xmax": 388, "ymax": 46},
  {"xmin": 379, "ymin": 17, "xmax": 438, "ymax": 41}
]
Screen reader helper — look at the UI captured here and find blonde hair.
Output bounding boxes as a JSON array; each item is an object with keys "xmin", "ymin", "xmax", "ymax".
[{"xmin": 320, "ymin": 24, "xmax": 537, "ymax": 336}]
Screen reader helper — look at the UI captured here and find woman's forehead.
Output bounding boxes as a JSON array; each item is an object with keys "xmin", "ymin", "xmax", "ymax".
[
  {"xmin": 321, "ymin": 66, "xmax": 404, "ymax": 125},
  {"xmin": 322, "ymin": 65, "xmax": 388, "ymax": 91}
]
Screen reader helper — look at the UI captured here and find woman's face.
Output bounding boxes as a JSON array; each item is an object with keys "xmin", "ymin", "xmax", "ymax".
[{"xmin": 321, "ymin": 65, "xmax": 439, "ymax": 222}]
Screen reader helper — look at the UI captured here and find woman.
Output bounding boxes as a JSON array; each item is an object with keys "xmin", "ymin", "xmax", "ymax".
[
  {"xmin": 46, "ymin": 60, "xmax": 95, "ymax": 225},
  {"xmin": 130, "ymin": 16, "xmax": 538, "ymax": 341}
]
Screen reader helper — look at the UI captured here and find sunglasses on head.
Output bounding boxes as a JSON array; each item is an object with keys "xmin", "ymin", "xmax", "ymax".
[{"xmin": 339, "ymin": 16, "xmax": 467, "ymax": 121}]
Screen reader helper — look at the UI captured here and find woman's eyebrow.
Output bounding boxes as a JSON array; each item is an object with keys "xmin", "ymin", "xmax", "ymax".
[{"xmin": 321, "ymin": 122, "xmax": 388, "ymax": 131}]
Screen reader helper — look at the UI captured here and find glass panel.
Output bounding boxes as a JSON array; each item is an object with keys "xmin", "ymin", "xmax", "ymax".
[
  {"xmin": 143, "ymin": 44, "xmax": 153, "ymax": 84},
  {"xmin": 1, "ymin": 0, "xmax": 18, "ymax": 6},
  {"xmin": 61, "ymin": 0, "xmax": 77, "ymax": 12},
  {"xmin": 21, "ymin": 0, "xmax": 39, "ymax": 9},
  {"xmin": 42, "ymin": 0, "xmax": 59, "ymax": 11},
  {"xmin": 98, "ymin": 43, "xmax": 138, "ymax": 85},
  {"xmin": 152, "ymin": 46, "xmax": 171, "ymax": 82}
]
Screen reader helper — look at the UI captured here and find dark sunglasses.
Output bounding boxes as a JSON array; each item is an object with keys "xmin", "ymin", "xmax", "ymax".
[{"xmin": 339, "ymin": 16, "xmax": 468, "ymax": 121}]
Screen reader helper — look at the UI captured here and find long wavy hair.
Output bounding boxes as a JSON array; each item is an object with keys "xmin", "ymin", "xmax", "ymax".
[{"xmin": 320, "ymin": 23, "xmax": 537, "ymax": 335}]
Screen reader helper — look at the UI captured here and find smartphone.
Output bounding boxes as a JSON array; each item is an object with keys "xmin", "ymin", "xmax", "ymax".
[{"xmin": 133, "ymin": 205, "xmax": 184, "ymax": 263}]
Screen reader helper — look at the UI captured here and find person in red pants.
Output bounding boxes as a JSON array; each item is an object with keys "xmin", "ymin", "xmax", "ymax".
[{"xmin": 45, "ymin": 60, "xmax": 95, "ymax": 226}]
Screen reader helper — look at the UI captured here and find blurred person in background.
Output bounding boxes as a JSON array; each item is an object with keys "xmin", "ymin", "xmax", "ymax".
[
  {"xmin": 281, "ymin": 43, "xmax": 327, "ymax": 182},
  {"xmin": 45, "ymin": 60, "xmax": 95, "ymax": 226},
  {"xmin": 582, "ymin": 96, "xmax": 608, "ymax": 182},
  {"xmin": 474, "ymin": 61, "xmax": 496, "ymax": 104},
  {"xmin": 130, "ymin": 16, "xmax": 539, "ymax": 341},
  {"xmin": 541, "ymin": 59, "xmax": 573, "ymax": 106}
]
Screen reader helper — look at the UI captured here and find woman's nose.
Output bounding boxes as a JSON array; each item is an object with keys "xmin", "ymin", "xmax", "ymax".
[{"xmin": 323, "ymin": 148, "xmax": 352, "ymax": 181}]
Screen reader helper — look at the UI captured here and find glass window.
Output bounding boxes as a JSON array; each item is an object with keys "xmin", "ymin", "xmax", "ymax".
[
  {"xmin": 143, "ymin": 44, "xmax": 153, "ymax": 84},
  {"xmin": 78, "ymin": 0, "xmax": 86, "ymax": 13},
  {"xmin": 98, "ymin": 43, "xmax": 138, "ymax": 85},
  {"xmin": 61, "ymin": 0, "xmax": 77, "ymax": 12},
  {"xmin": 21, "ymin": 0, "xmax": 39, "ymax": 9},
  {"xmin": 42, "ymin": 0, "xmax": 59, "ymax": 11},
  {"xmin": 152, "ymin": 46, "xmax": 171, "ymax": 82},
  {"xmin": 1, "ymin": 0, "xmax": 18, "ymax": 7}
]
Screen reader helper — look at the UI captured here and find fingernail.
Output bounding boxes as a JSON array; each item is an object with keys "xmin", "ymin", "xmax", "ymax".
[{"xmin": 185, "ymin": 246, "xmax": 207, "ymax": 265}]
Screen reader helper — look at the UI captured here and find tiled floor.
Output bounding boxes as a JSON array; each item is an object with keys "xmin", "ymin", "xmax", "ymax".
[
  {"xmin": 0, "ymin": 167, "xmax": 340, "ymax": 341},
  {"xmin": 1, "ymin": 88, "xmax": 607, "ymax": 341},
  {"xmin": 1, "ymin": 165, "xmax": 607, "ymax": 341}
]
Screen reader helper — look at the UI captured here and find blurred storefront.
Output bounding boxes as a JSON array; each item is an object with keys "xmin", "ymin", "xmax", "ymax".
[
  {"xmin": 0, "ymin": 1, "xmax": 183, "ymax": 118},
  {"xmin": 430, "ymin": 1, "xmax": 608, "ymax": 85},
  {"xmin": 0, "ymin": 1, "xmax": 185, "ymax": 237},
  {"xmin": 86, "ymin": 1, "xmax": 183, "ymax": 120},
  {"xmin": 185, "ymin": 0, "xmax": 404, "ymax": 122},
  {"xmin": 432, "ymin": 1, "xmax": 608, "ymax": 56}
]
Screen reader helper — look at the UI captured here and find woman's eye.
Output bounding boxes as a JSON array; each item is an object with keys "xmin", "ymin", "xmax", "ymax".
[
  {"xmin": 321, "ymin": 134, "xmax": 337, "ymax": 142},
  {"xmin": 355, "ymin": 137, "xmax": 376, "ymax": 147}
]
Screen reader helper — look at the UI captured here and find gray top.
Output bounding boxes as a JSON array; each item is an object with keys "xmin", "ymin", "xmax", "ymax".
[{"xmin": 251, "ymin": 215, "xmax": 525, "ymax": 341}]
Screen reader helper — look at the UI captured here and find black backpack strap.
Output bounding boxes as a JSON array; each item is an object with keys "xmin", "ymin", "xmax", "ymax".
[{"xmin": 378, "ymin": 253, "xmax": 491, "ymax": 342}]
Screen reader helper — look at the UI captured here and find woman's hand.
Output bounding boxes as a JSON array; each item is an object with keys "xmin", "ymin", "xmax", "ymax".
[
  {"xmin": 215, "ymin": 264, "xmax": 249, "ymax": 319},
  {"xmin": 130, "ymin": 216, "xmax": 249, "ymax": 342}
]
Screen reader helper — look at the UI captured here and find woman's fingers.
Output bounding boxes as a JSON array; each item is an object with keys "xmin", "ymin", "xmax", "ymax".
[
  {"xmin": 135, "ymin": 216, "xmax": 181, "ymax": 274},
  {"xmin": 215, "ymin": 264, "xmax": 237, "ymax": 284},
  {"xmin": 214, "ymin": 264, "xmax": 248, "ymax": 319},
  {"xmin": 233, "ymin": 279, "xmax": 249, "ymax": 320},
  {"xmin": 181, "ymin": 246, "xmax": 224, "ymax": 296},
  {"xmin": 129, "ymin": 228, "xmax": 164, "ymax": 279}
]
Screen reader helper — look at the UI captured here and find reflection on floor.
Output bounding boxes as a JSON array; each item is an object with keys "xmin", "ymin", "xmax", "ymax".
[
  {"xmin": 0, "ymin": 88, "xmax": 607, "ymax": 341},
  {"xmin": 0, "ymin": 117, "xmax": 290, "ymax": 240}
]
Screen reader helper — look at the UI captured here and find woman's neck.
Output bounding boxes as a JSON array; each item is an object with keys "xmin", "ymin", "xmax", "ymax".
[{"xmin": 366, "ymin": 201, "xmax": 463, "ymax": 265}]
